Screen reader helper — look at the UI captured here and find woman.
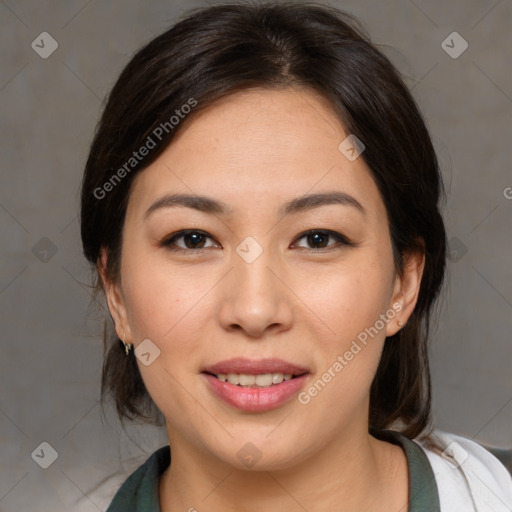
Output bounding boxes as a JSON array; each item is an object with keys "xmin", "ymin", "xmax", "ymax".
[{"xmin": 80, "ymin": 2, "xmax": 512, "ymax": 510}]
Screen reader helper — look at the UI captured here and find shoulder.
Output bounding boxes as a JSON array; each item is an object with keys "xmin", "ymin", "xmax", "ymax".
[
  {"xmin": 414, "ymin": 430, "xmax": 512, "ymax": 511},
  {"xmin": 105, "ymin": 445, "xmax": 170, "ymax": 512}
]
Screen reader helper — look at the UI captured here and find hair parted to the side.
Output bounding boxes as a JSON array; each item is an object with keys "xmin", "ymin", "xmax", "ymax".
[{"xmin": 80, "ymin": 1, "xmax": 447, "ymax": 440}]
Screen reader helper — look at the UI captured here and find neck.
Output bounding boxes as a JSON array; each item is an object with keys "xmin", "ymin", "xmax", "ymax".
[{"xmin": 159, "ymin": 426, "xmax": 408, "ymax": 512}]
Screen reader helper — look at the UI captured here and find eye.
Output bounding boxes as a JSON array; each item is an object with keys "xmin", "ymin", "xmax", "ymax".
[
  {"xmin": 160, "ymin": 230, "xmax": 219, "ymax": 252},
  {"xmin": 291, "ymin": 229, "xmax": 352, "ymax": 251}
]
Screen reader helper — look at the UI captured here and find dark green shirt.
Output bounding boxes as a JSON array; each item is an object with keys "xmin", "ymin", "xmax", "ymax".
[{"xmin": 106, "ymin": 429, "xmax": 445, "ymax": 511}]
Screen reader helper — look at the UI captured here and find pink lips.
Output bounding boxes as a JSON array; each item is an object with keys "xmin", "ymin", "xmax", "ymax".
[
  {"xmin": 202, "ymin": 357, "xmax": 309, "ymax": 376},
  {"xmin": 201, "ymin": 357, "xmax": 310, "ymax": 412}
]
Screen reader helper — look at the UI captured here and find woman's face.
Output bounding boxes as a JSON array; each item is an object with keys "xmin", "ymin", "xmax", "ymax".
[{"xmin": 103, "ymin": 87, "xmax": 422, "ymax": 470}]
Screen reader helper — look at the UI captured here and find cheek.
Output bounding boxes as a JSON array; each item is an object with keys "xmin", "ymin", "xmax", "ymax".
[
  {"xmin": 303, "ymin": 258, "xmax": 392, "ymax": 342},
  {"xmin": 299, "ymin": 256, "xmax": 393, "ymax": 401},
  {"xmin": 119, "ymin": 253, "xmax": 214, "ymax": 409},
  {"xmin": 120, "ymin": 246, "xmax": 213, "ymax": 341}
]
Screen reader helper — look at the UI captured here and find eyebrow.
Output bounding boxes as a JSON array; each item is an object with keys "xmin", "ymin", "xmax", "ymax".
[{"xmin": 144, "ymin": 191, "xmax": 365, "ymax": 219}]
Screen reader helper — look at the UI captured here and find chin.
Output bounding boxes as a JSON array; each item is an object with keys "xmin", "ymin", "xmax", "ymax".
[{"xmin": 208, "ymin": 432, "xmax": 314, "ymax": 472}]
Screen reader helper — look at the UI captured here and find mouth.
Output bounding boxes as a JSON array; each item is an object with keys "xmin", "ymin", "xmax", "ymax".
[{"xmin": 201, "ymin": 358, "xmax": 310, "ymax": 412}]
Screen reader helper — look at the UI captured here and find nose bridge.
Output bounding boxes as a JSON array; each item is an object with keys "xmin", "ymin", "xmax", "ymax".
[
  {"xmin": 233, "ymin": 235, "xmax": 279, "ymax": 304},
  {"xmin": 217, "ymin": 234, "xmax": 292, "ymax": 336}
]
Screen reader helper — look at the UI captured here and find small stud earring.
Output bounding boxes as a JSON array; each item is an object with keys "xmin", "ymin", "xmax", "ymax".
[
  {"xmin": 122, "ymin": 330, "xmax": 132, "ymax": 355},
  {"xmin": 398, "ymin": 321, "xmax": 403, "ymax": 327}
]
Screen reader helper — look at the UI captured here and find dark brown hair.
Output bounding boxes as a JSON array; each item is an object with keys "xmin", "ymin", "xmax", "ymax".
[{"xmin": 80, "ymin": 1, "xmax": 447, "ymax": 440}]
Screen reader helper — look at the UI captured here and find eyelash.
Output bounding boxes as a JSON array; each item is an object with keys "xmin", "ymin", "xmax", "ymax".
[{"xmin": 159, "ymin": 229, "xmax": 354, "ymax": 254}]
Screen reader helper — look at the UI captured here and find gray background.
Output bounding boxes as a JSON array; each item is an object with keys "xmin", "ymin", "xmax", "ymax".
[{"xmin": 1, "ymin": 0, "xmax": 511, "ymax": 510}]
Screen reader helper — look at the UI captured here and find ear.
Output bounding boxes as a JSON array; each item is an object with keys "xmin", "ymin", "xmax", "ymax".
[
  {"xmin": 98, "ymin": 247, "xmax": 132, "ymax": 342},
  {"xmin": 385, "ymin": 242, "xmax": 425, "ymax": 337}
]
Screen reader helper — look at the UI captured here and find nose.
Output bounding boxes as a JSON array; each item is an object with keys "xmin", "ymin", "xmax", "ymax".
[{"xmin": 217, "ymin": 246, "xmax": 293, "ymax": 339}]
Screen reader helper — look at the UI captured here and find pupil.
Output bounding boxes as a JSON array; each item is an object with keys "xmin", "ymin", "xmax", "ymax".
[
  {"xmin": 309, "ymin": 232, "xmax": 326, "ymax": 248},
  {"xmin": 186, "ymin": 233, "xmax": 203, "ymax": 248}
]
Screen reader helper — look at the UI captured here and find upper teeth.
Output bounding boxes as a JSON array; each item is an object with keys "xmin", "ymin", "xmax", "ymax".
[{"xmin": 216, "ymin": 373, "xmax": 293, "ymax": 387}]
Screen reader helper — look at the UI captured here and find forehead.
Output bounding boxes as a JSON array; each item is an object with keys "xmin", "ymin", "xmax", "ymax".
[{"xmin": 127, "ymin": 87, "xmax": 386, "ymax": 222}]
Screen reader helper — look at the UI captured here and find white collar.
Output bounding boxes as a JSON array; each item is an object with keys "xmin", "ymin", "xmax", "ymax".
[{"xmin": 414, "ymin": 430, "xmax": 512, "ymax": 511}]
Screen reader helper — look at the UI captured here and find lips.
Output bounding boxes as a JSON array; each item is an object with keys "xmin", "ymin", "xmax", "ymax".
[
  {"xmin": 202, "ymin": 357, "xmax": 309, "ymax": 376},
  {"xmin": 201, "ymin": 357, "xmax": 310, "ymax": 412}
]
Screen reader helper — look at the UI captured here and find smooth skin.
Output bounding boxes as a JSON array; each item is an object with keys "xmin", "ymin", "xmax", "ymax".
[{"xmin": 100, "ymin": 86, "xmax": 425, "ymax": 512}]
